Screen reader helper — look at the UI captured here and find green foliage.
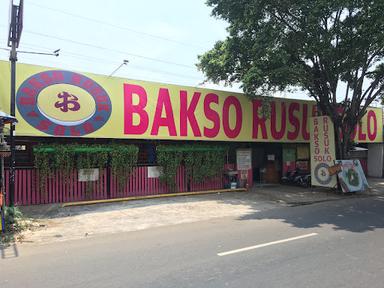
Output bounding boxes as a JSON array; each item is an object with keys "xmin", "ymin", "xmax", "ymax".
[
  {"xmin": 75, "ymin": 145, "xmax": 109, "ymax": 198},
  {"xmin": 34, "ymin": 146, "xmax": 55, "ymax": 193},
  {"xmin": 198, "ymin": 0, "xmax": 384, "ymax": 158},
  {"xmin": 110, "ymin": 144, "xmax": 139, "ymax": 191},
  {"xmin": 184, "ymin": 148, "xmax": 226, "ymax": 183},
  {"xmin": 76, "ymin": 145, "xmax": 109, "ymax": 169},
  {"xmin": 158, "ymin": 145, "xmax": 227, "ymax": 188},
  {"xmin": 1, "ymin": 206, "xmax": 28, "ymax": 245},
  {"xmin": 53, "ymin": 144, "xmax": 76, "ymax": 178},
  {"xmin": 157, "ymin": 146, "xmax": 183, "ymax": 191},
  {"xmin": 34, "ymin": 144, "xmax": 138, "ymax": 195}
]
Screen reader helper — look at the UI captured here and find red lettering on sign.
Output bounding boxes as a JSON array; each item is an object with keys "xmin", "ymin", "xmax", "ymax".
[
  {"xmin": 222, "ymin": 96, "xmax": 242, "ymax": 138},
  {"xmin": 40, "ymin": 72, "xmax": 54, "ymax": 85},
  {"xmin": 270, "ymin": 102, "xmax": 286, "ymax": 140},
  {"xmin": 83, "ymin": 123, "xmax": 94, "ymax": 134},
  {"xmin": 124, "ymin": 84, "xmax": 149, "ymax": 135},
  {"xmin": 287, "ymin": 102, "xmax": 300, "ymax": 140},
  {"xmin": 252, "ymin": 100, "xmax": 267, "ymax": 139},
  {"xmin": 28, "ymin": 78, "xmax": 44, "ymax": 89},
  {"xmin": 21, "ymin": 87, "xmax": 37, "ymax": 98},
  {"xmin": 54, "ymin": 125, "xmax": 66, "ymax": 136},
  {"xmin": 19, "ymin": 97, "xmax": 35, "ymax": 105},
  {"xmin": 203, "ymin": 93, "xmax": 220, "ymax": 138},
  {"xmin": 27, "ymin": 111, "xmax": 38, "ymax": 117},
  {"xmin": 98, "ymin": 104, "xmax": 110, "ymax": 112},
  {"xmin": 83, "ymin": 80, "xmax": 93, "ymax": 89},
  {"xmin": 70, "ymin": 127, "xmax": 81, "ymax": 136},
  {"xmin": 312, "ymin": 105, "xmax": 318, "ymax": 116},
  {"xmin": 52, "ymin": 71, "xmax": 64, "ymax": 81},
  {"xmin": 151, "ymin": 88, "xmax": 177, "ymax": 136},
  {"xmin": 91, "ymin": 87, "xmax": 103, "ymax": 96},
  {"xmin": 71, "ymin": 74, "xmax": 83, "ymax": 85},
  {"xmin": 367, "ymin": 110, "xmax": 377, "ymax": 141},
  {"xmin": 358, "ymin": 124, "xmax": 366, "ymax": 141},
  {"xmin": 180, "ymin": 91, "xmax": 201, "ymax": 137},
  {"xmin": 36, "ymin": 120, "xmax": 51, "ymax": 131},
  {"xmin": 96, "ymin": 95, "xmax": 109, "ymax": 103}
]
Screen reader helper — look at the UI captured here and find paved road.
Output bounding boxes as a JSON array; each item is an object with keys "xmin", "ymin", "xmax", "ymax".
[{"xmin": 1, "ymin": 196, "xmax": 384, "ymax": 288}]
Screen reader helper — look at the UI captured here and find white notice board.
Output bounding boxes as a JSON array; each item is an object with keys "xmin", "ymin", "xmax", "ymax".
[
  {"xmin": 236, "ymin": 149, "xmax": 252, "ymax": 170},
  {"xmin": 78, "ymin": 169, "xmax": 99, "ymax": 182}
]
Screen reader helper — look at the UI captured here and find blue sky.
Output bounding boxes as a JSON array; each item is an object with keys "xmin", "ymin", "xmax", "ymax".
[
  {"xmin": 0, "ymin": 1, "xmax": 232, "ymax": 88},
  {"xmin": 0, "ymin": 0, "xmax": 316, "ymax": 100}
]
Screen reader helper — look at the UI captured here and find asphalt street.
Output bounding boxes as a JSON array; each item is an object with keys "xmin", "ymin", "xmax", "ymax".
[{"xmin": 1, "ymin": 196, "xmax": 384, "ymax": 288}]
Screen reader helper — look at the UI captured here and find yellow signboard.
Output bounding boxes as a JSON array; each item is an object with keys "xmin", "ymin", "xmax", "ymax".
[
  {"xmin": 310, "ymin": 116, "xmax": 338, "ymax": 187},
  {"xmin": 0, "ymin": 60, "xmax": 382, "ymax": 143}
]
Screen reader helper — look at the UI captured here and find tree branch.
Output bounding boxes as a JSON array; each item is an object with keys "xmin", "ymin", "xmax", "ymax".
[{"xmin": 269, "ymin": 11, "xmax": 299, "ymax": 33}]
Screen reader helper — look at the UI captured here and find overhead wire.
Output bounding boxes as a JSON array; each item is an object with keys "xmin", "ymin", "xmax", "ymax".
[
  {"xmin": 23, "ymin": 29, "xmax": 197, "ymax": 70},
  {"xmin": 28, "ymin": 1, "xmax": 206, "ymax": 50},
  {"xmin": 0, "ymin": 47, "xmax": 204, "ymax": 86},
  {"xmin": 0, "ymin": 23, "xmax": 198, "ymax": 70},
  {"xmin": 0, "ymin": 5, "xmax": 208, "ymax": 86},
  {"xmin": 11, "ymin": 42, "xmax": 203, "ymax": 81}
]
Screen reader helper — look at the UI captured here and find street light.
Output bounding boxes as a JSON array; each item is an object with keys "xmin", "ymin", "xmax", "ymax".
[
  {"xmin": 8, "ymin": 0, "xmax": 23, "ymax": 49},
  {"xmin": 18, "ymin": 48, "xmax": 60, "ymax": 57},
  {"xmin": 109, "ymin": 59, "xmax": 129, "ymax": 77}
]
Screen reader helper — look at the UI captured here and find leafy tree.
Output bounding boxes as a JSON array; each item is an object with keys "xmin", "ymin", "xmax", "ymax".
[{"xmin": 198, "ymin": 0, "xmax": 384, "ymax": 158}]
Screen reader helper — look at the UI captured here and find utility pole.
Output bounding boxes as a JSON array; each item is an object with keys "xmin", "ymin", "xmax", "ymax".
[
  {"xmin": 9, "ymin": 41, "xmax": 16, "ymax": 212},
  {"xmin": 7, "ymin": 0, "xmax": 23, "ymax": 222}
]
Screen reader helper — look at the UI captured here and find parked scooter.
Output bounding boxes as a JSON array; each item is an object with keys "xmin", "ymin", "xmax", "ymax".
[{"xmin": 281, "ymin": 168, "xmax": 311, "ymax": 187}]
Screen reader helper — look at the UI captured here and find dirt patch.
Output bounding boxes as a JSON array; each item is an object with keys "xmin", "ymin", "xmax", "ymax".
[{"xmin": 18, "ymin": 194, "xmax": 277, "ymax": 245}]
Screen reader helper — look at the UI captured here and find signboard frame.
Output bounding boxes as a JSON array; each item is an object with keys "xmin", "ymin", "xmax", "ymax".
[
  {"xmin": 310, "ymin": 116, "xmax": 337, "ymax": 188},
  {"xmin": 335, "ymin": 159, "xmax": 369, "ymax": 193}
]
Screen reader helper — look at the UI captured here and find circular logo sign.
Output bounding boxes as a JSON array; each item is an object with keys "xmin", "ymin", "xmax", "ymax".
[
  {"xmin": 314, "ymin": 163, "xmax": 332, "ymax": 185},
  {"xmin": 16, "ymin": 70, "xmax": 112, "ymax": 136}
]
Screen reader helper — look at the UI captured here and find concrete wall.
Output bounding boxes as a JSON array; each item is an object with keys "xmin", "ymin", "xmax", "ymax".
[{"xmin": 367, "ymin": 144, "xmax": 384, "ymax": 178}]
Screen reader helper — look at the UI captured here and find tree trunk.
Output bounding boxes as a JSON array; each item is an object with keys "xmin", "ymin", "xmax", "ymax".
[
  {"xmin": 335, "ymin": 126, "xmax": 344, "ymax": 160},
  {"xmin": 335, "ymin": 120, "xmax": 357, "ymax": 160}
]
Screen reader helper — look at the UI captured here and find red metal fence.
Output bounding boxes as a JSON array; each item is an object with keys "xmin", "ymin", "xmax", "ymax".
[
  {"xmin": 3, "ymin": 166, "xmax": 228, "ymax": 206},
  {"xmin": 4, "ymin": 168, "xmax": 109, "ymax": 206}
]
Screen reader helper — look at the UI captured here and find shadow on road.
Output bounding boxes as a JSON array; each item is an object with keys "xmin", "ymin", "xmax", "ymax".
[
  {"xmin": 237, "ymin": 196, "xmax": 384, "ymax": 233},
  {"xmin": 0, "ymin": 243, "xmax": 19, "ymax": 259}
]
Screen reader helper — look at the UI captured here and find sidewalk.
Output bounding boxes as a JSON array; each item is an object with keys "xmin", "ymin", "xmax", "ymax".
[
  {"xmin": 18, "ymin": 192, "xmax": 277, "ymax": 245},
  {"xmin": 14, "ymin": 177, "xmax": 384, "ymax": 245},
  {"xmin": 254, "ymin": 177, "xmax": 384, "ymax": 205}
]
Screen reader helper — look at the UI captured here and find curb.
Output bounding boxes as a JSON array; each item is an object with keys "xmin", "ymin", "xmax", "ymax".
[{"xmin": 62, "ymin": 188, "xmax": 248, "ymax": 207}]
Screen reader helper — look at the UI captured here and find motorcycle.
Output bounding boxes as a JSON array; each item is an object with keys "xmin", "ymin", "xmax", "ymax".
[{"xmin": 281, "ymin": 168, "xmax": 311, "ymax": 187}]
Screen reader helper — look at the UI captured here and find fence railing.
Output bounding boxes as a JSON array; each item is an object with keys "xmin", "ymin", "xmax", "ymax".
[{"xmin": 3, "ymin": 166, "xmax": 227, "ymax": 206}]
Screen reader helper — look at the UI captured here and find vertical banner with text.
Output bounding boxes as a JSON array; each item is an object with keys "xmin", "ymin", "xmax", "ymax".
[{"xmin": 310, "ymin": 116, "xmax": 337, "ymax": 188}]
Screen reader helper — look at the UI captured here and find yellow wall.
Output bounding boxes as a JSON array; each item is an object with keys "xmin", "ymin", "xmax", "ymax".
[{"xmin": 0, "ymin": 60, "xmax": 382, "ymax": 143}]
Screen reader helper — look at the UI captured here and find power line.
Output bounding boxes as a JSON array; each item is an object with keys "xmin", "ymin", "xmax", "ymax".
[
  {"xmin": 12, "ymin": 42, "xmax": 203, "ymax": 80},
  {"xmin": 10, "ymin": 53, "xmax": 203, "ymax": 87},
  {"xmin": 4, "ymin": 47, "xmax": 203, "ymax": 81},
  {"xmin": 23, "ymin": 29, "xmax": 197, "ymax": 70},
  {"xmin": 59, "ymin": 53, "xmax": 203, "ymax": 80},
  {"xmin": 28, "ymin": 1, "xmax": 206, "ymax": 49}
]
